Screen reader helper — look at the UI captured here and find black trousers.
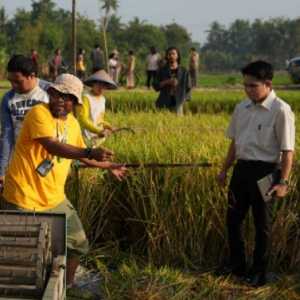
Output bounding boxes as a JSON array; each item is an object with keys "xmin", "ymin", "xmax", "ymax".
[
  {"xmin": 227, "ymin": 160, "xmax": 277, "ymax": 273},
  {"xmin": 146, "ymin": 70, "xmax": 157, "ymax": 88}
]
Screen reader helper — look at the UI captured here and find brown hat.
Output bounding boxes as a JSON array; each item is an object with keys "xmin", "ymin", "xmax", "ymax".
[
  {"xmin": 49, "ymin": 73, "xmax": 83, "ymax": 104},
  {"xmin": 84, "ymin": 70, "xmax": 118, "ymax": 89}
]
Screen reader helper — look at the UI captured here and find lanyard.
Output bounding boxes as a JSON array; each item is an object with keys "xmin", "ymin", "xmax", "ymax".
[{"xmin": 56, "ymin": 121, "xmax": 67, "ymax": 163}]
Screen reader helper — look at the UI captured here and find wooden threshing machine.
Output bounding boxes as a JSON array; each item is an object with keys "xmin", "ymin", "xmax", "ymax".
[{"xmin": 0, "ymin": 211, "xmax": 66, "ymax": 300}]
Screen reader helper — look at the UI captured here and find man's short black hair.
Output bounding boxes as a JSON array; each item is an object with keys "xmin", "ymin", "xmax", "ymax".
[
  {"xmin": 7, "ymin": 55, "xmax": 37, "ymax": 76},
  {"xmin": 241, "ymin": 60, "xmax": 274, "ymax": 81},
  {"xmin": 150, "ymin": 46, "xmax": 157, "ymax": 54},
  {"xmin": 165, "ymin": 46, "xmax": 181, "ymax": 65}
]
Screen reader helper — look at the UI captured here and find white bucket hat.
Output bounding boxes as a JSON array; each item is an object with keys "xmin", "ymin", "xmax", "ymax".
[{"xmin": 49, "ymin": 73, "xmax": 83, "ymax": 104}]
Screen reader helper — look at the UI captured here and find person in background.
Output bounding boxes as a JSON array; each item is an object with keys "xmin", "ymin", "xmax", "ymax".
[
  {"xmin": 126, "ymin": 50, "xmax": 136, "ymax": 89},
  {"xmin": 112, "ymin": 49, "xmax": 122, "ymax": 84},
  {"xmin": 157, "ymin": 51, "xmax": 166, "ymax": 69},
  {"xmin": 76, "ymin": 48, "xmax": 86, "ymax": 80},
  {"xmin": 146, "ymin": 46, "xmax": 160, "ymax": 89},
  {"xmin": 153, "ymin": 47, "xmax": 191, "ymax": 115},
  {"xmin": 217, "ymin": 60, "xmax": 295, "ymax": 287},
  {"xmin": 0, "ymin": 73, "xmax": 126, "ymax": 287},
  {"xmin": 90, "ymin": 44, "xmax": 104, "ymax": 72},
  {"xmin": 76, "ymin": 70, "xmax": 117, "ymax": 146},
  {"xmin": 49, "ymin": 48, "xmax": 63, "ymax": 81},
  {"xmin": 0, "ymin": 55, "xmax": 49, "ymax": 191},
  {"xmin": 108, "ymin": 52, "xmax": 118, "ymax": 83},
  {"xmin": 189, "ymin": 47, "xmax": 199, "ymax": 88},
  {"xmin": 30, "ymin": 49, "xmax": 39, "ymax": 74}
]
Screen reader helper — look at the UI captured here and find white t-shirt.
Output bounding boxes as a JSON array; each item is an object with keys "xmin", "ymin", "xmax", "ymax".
[
  {"xmin": 109, "ymin": 58, "xmax": 118, "ymax": 68},
  {"xmin": 84, "ymin": 93, "xmax": 106, "ymax": 139},
  {"xmin": 147, "ymin": 53, "xmax": 161, "ymax": 71},
  {"xmin": 8, "ymin": 82, "xmax": 49, "ymax": 141}
]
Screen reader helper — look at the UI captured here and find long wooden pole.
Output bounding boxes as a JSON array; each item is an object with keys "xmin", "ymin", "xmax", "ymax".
[
  {"xmin": 72, "ymin": 0, "xmax": 77, "ymax": 74},
  {"xmin": 102, "ymin": 16, "xmax": 109, "ymax": 72},
  {"xmin": 76, "ymin": 162, "xmax": 213, "ymax": 169}
]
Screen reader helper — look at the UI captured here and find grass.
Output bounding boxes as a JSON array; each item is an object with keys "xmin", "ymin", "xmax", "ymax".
[
  {"xmin": 196, "ymin": 71, "xmax": 293, "ymax": 87},
  {"xmin": 0, "ymin": 70, "xmax": 294, "ymax": 93},
  {"xmin": 65, "ymin": 111, "xmax": 300, "ymax": 299},
  {"xmin": 1, "ymin": 78, "xmax": 300, "ymax": 299},
  {"xmin": 116, "ymin": 71, "xmax": 293, "ymax": 88},
  {"xmin": 91, "ymin": 255, "xmax": 300, "ymax": 300},
  {"xmin": 105, "ymin": 89, "xmax": 300, "ymax": 114},
  {"xmin": 1, "ymin": 85, "xmax": 299, "ymax": 114}
]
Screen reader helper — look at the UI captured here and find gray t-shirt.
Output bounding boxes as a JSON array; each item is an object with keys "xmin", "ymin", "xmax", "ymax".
[{"xmin": 91, "ymin": 49, "xmax": 104, "ymax": 70}]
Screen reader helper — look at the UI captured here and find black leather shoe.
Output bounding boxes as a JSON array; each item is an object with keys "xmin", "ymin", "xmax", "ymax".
[{"xmin": 245, "ymin": 271, "xmax": 266, "ymax": 287}]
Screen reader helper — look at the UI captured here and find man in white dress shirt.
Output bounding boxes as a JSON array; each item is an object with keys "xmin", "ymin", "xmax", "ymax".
[{"xmin": 217, "ymin": 60, "xmax": 295, "ymax": 286}]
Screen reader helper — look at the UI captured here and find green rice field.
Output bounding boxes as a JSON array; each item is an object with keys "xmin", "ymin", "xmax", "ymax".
[
  {"xmin": 1, "ymin": 78, "xmax": 300, "ymax": 299},
  {"xmin": 69, "ymin": 88, "xmax": 300, "ymax": 299}
]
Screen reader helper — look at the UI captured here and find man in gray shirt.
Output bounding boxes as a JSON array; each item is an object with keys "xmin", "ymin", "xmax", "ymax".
[
  {"xmin": 90, "ymin": 44, "xmax": 105, "ymax": 72},
  {"xmin": 217, "ymin": 61, "xmax": 295, "ymax": 286},
  {"xmin": 0, "ymin": 55, "xmax": 49, "ymax": 190}
]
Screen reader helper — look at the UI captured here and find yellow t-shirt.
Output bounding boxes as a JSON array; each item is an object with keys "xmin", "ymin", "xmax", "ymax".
[
  {"xmin": 76, "ymin": 54, "xmax": 86, "ymax": 71},
  {"xmin": 3, "ymin": 104, "xmax": 86, "ymax": 211}
]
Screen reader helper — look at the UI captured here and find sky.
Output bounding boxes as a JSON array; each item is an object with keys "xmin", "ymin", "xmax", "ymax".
[{"xmin": 1, "ymin": 0, "xmax": 300, "ymax": 43}]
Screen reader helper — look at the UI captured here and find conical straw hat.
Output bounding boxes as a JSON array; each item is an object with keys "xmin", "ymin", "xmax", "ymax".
[{"xmin": 84, "ymin": 70, "xmax": 118, "ymax": 89}]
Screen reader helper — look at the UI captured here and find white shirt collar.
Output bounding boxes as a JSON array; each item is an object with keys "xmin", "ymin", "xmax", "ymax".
[{"xmin": 244, "ymin": 90, "xmax": 276, "ymax": 111}]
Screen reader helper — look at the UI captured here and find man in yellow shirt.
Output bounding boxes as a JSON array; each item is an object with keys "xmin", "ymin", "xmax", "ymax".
[{"xmin": 1, "ymin": 73, "xmax": 126, "ymax": 286}]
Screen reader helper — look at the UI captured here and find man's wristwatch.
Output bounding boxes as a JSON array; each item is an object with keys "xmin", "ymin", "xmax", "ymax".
[
  {"xmin": 84, "ymin": 147, "xmax": 93, "ymax": 160},
  {"xmin": 279, "ymin": 179, "xmax": 289, "ymax": 186}
]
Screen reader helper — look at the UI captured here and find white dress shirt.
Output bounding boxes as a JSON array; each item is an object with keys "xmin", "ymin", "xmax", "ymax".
[{"xmin": 227, "ymin": 90, "xmax": 295, "ymax": 163}]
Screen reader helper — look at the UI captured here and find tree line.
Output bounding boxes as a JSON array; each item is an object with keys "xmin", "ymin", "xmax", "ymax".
[
  {"xmin": 0, "ymin": 0, "xmax": 299, "ymax": 76},
  {"xmin": 203, "ymin": 19, "xmax": 300, "ymax": 71}
]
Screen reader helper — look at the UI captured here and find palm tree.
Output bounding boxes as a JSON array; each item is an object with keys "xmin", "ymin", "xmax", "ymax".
[{"xmin": 98, "ymin": 0, "xmax": 119, "ymax": 70}]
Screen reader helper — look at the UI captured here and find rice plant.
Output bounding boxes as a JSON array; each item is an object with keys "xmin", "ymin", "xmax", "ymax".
[
  {"xmin": 66, "ymin": 112, "xmax": 300, "ymax": 300},
  {"xmin": 105, "ymin": 89, "xmax": 300, "ymax": 114}
]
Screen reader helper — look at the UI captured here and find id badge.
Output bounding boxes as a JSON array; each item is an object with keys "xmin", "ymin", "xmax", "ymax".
[{"xmin": 36, "ymin": 159, "xmax": 54, "ymax": 177}]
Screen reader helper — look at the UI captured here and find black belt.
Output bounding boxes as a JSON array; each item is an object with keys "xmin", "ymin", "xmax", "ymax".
[{"xmin": 237, "ymin": 159, "xmax": 278, "ymax": 168}]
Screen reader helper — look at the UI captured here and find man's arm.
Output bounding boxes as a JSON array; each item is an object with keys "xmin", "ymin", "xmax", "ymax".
[
  {"xmin": 218, "ymin": 104, "xmax": 239, "ymax": 187},
  {"xmin": 217, "ymin": 140, "xmax": 236, "ymax": 187},
  {"xmin": 185, "ymin": 70, "xmax": 192, "ymax": 95},
  {"xmin": 268, "ymin": 150, "xmax": 294, "ymax": 198},
  {"xmin": 269, "ymin": 106, "xmax": 295, "ymax": 197},
  {"xmin": 79, "ymin": 158, "xmax": 126, "ymax": 181},
  {"xmin": 280, "ymin": 150, "xmax": 294, "ymax": 181},
  {"xmin": 152, "ymin": 69, "xmax": 169, "ymax": 91},
  {"xmin": 36, "ymin": 137, "xmax": 113, "ymax": 161},
  {"xmin": 0, "ymin": 93, "xmax": 14, "ymax": 180},
  {"xmin": 37, "ymin": 138, "xmax": 126, "ymax": 180}
]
